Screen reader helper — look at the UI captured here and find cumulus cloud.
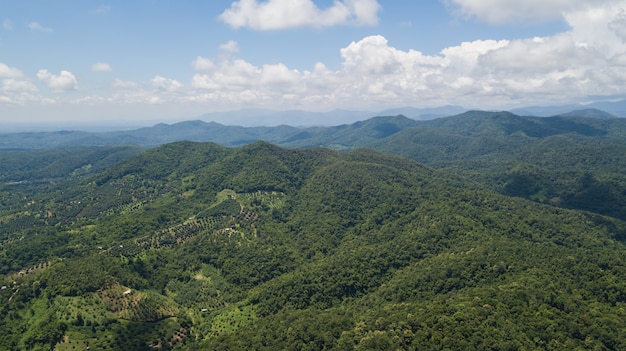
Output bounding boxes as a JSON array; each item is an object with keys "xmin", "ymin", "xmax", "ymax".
[
  {"xmin": 5, "ymin": 1, "xmax": 626, "ymax": 114},
  {"xmin": 198, "ymin": 1, "xmax": 626, "ymax": 109},
  {"xmin": 446, "ymin": 0, "xmax": 607, "ymax": 24},
  {"xmin": 193, "ymin": 56, "xmax": 215, "ymax": 71},
  {"xmin": 220, "ymin": 40, "xmax": 239, "ymax": 53},
  {"xmin": 565, "ymin": 1, "xmax": 626, "ymax": 57},
  {"xmin": 2, "ymin": 78, "xmax": 38, "ymax": 93},
  {"xmin": 151, "ymin": 75, "xmax": 183, "ymax": 92},
  {"xmin": 191, "ymin": 58, "xmax": 300, "ymax": 92},
  {"xmin": 219, "ymin": 0, "xmax": 381, "ymax": 30},
  {"xmin": 103, "ymin": 75, "xmax": 183, "ymax": 105},
  {"xmin": 27, "ymin": 21, "xmax": 53, "ymax": 32},
  {"xmin": 0, "ymin": 63, "xmax": 23, "ymax": 78},
  {"xmin": 112, "ymin": 79, "xmax": 141, "ymax": 90},
  {"xmin": 186, "ymin": 16, "xmax": 626, "ymax": 110},
  {"xmin": 37, "ymin": 69, "xmax": 78, "ymax": 92},
  {"xmin": 0, "ymin": 63, "xmax": 39, "ymax": 104},
  {"xmin": 91, "ymin": 62, "xmax": 112, "ymax": 72},
  {"xmin": 609, "ymin": 9, "xmax": 626, "ymax": 41},
  {"xmin": 1, "ymin": 63, "xmax": 36, "ymax": 92}
]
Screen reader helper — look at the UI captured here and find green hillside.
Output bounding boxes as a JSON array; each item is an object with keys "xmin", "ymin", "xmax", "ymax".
[
  {"xmin": 0, "ymin": 145, "xmax": 145, "ymax": 182},
  {"xmin": 367, "ymin": 112, "xmax": 626, "ymax": 221},
  {"xmin": 1, "ymin": 141, "xmax": 626, "ymax": 350},
  {"xmin": 3, "ymin": 109, "xmax": 626, "ymax": 221}
]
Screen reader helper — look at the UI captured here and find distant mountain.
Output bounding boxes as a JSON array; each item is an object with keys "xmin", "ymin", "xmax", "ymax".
[
  {"xmin": 116, "ymin": 120, "xmax": 300, "ymax": 146},
  {"xmin": 361, "ymin": 110, "xmax": 621, "ymax": 168},
  {"xmin": 377, "ymin": 105, "xmax": 468, "ymax": 121},
  {"xmin": 0, "ymin": 114, "xmax": 422, "ymax": 150},
  {"xmin": 0, "ymin": 145, "xmax": 144, "ymax": 182},
  {"xmin": 556, "ymin": 108, "xmax": 617, "ymax": 119},
  {"xmin": 0, "ymin": 120, "xmax": 301, "ymax": 149},
  {"xmin": 586, "ymin": 100, "xmax": 626, "ymax": 116},
  {"xmin": 376, "ymin": 105, "xmax": 467, "ymax": 120},
  {"xmin": 511, "ymin": 99, "xmax": 626, "ymax": 117},
  {"xmin": 197, "ymin": 106, "xmax": 470, "ymax": 126},
  {"xmin": 0, "ymin": 108, "xmax": 621, "ymax": 151},
  {"xmin": 280, "ymin": 114, "xmax": 421, "ymax": 149},
  {"xmin": 510, "ymin": 104, "xmax": 582, "ymax": 116},
  {"xmin": 367, "ymin": 110, "xmax": 626, "ymax": 220},
  {"xmin": 5, "ymin": 110, "xmax": 626, "ymax": 221},
  {"xmin": 197, "ymin": 108, "xmax": 374, "ymax": 127}
]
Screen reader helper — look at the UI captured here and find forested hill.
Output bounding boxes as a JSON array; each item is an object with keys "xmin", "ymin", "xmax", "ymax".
[
  {"xmin": 367, "ymin": 111, "xmax": 626, "ymax": 221},
  {"xmin": 4, "ymin": 111, "xmax": 626, "ymax": 222},
  {"xmin": 1, "ymin": 141, "xmax": 626, "ymax": 350}
]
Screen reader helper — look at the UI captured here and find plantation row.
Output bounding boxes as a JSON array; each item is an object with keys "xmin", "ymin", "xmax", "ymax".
[
  {"xmin": 241, "ymin": 190, "xmax": 286, "ymax": 211},
  {"xmin": 105, "ymin": 190, "xmax": 270, "ymax": 258},
  {"xmin": 107, "ymin": 216, "xmax": 224, "ymax": 257}
]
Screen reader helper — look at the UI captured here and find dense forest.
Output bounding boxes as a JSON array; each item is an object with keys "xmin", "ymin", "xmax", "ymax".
[
  {"xmin": 1, "ymin": 112, "xmax": 626, "ymax": 350},
  {"xmin": 4, "ymin": 110, "xmax": 626, "ymax": 221}
]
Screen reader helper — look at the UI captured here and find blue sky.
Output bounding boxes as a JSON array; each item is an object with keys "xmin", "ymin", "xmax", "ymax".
[{"xmin": 2, "ymin": 0, "xmax": 626, "ymax": 128}]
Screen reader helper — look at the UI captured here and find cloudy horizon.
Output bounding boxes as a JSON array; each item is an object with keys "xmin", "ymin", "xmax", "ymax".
[{"xmin": 2, "ymin": 0, "xmax": 626, "ymax": 127}]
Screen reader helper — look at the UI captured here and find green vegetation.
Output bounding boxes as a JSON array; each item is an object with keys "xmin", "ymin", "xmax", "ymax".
[
  {"xmin": 4, "ymin": 112, "xmax": 626, "ymax": 221},
  {"xmin": 0, "ymin": 130, "xmax": 626, "ymax": 350},
  {"xmin": 367, "ymin": 112, "xmax": 626, "ymax": 221}
]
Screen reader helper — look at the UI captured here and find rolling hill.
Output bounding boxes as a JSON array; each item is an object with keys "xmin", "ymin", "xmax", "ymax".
[
  {"xmin": 1, "ymin": 141, "xmax": 626, "ymax": 350},
  {"xmin": 4, "ymin": 109, "xmax": 626, "ymax": 223},
  {"xmin": 367, "ymin": 112, "xmax": 626, "ymax": 220}
]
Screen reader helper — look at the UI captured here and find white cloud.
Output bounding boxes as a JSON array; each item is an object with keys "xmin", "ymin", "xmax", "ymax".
[
  {"xmin": 192, "ymin": 59, "xmax": 258, "ymax": 89},
  {"xmin": 5, "ymin": 1, "xmax": 626, "ymax": 117},
  {"xmin": 220, "ymin": 40, "xmax": 239, "ymax": 53},
  {"xmin": 2, "ymin": 78, "xmax": 38, "ymax": 93},
  {"xmin": 109, "ymin": 80, "xmax": 152, "ymax": 104},
  {"xmin": 609, "ymin": 9, "xmax": 626, "ymax": 41},
  {"xmin": 190, "ymin": 74, "xmax": 218, "ymax": 90},
  {"xmin": 193, "ymin": 56, "xmax": 215, "ymax": 71},
  {"xmin": 37, "ymin": 69, "xmax": 78, "ymax": 92},
  {"xmin": 565, "ymin": 1, "xmax": 626, "ymax": 57},
  {"xmin": 0, "ymin": 65, "xmax": 39, "ymax": 105},
  {"xmin": 95, "ymin": 0, "xmax": 626, "ymax": 111},
  {"xmin": 112, "ymin": 78, "xmax": 141, "ymax": 90},
  {"xmin": 219, "ymin": 0, "xmax": 381, "ymax": 30},
  {"xmin": 260, "ymin": 63, "xmax": 300, "ymax": 85},
  {"xmin": 27, "ymin": 21, "xmax": 53, "ymax": 32},
  {"xmin": 446, "ymin": 0, "xmax": 607, "ymax": 24},
  {"xmin": 151, "ymin": 75, "xmax": 183, "ymax": 92},
  {"xmin": 91, "ymin": 62, "xmax": 112, "ymax": 72},
  {"xmin": 0, "ymin": 63, "xmax": 23, "ymax": 78},
  {"xmin": 102, "ymin": 76, "xmax": 183, "ymax": 105},
  {"xmin": 191, "ymin": 58, "xmax": 300, "ymax": 93},
  {"xmin": 188, "ymin": 15, "xmax": 626, "ymax": 111},
  {"xmin": 0, "ymin": 63, "xmax": 37, "ymax": 99}
]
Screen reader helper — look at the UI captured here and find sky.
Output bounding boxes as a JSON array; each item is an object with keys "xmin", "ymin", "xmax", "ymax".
[{"xmin": 2, "ymin": 0, "xmax": 626, "ymax": 129}]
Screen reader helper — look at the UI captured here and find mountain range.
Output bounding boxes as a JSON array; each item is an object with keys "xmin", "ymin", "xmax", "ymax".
[
  {"xmin": 2, "ymin": 107, "xmax": 626, "ymax": 349},
  {"xmin": 0, "ymin": 107, "xmax": 620, "ymax": 150},
  {"xmin": 1, "ymin": 140, "xmax": 626, "ymax": 350},
  {"xmin": 4, "ymin": 108, "xmax": 626, "ymax": 221}
]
